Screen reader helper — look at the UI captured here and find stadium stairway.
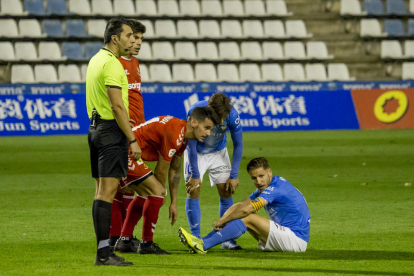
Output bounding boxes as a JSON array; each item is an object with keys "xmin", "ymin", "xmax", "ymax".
[{"xmin": 287, "ymin": 0, "xmax": 399, "ymax": 80}]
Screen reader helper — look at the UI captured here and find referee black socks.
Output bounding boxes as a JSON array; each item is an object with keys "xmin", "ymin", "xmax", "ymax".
[{"xmin": 93, "ymin": 200, "xmax": 112, "ymax": 259}]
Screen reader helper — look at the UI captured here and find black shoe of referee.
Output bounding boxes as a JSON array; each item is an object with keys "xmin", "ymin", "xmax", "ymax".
[{"xmin": 94, "ymin": 253, "xmax": 133, "ymax": 266}]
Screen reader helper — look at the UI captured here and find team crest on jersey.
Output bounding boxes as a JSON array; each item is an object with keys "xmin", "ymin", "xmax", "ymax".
[
  {"xmin": 220, "ymin": 125, "xmax": 226, "ymax": 130},
  {"xmin": 168, "ymin": 149, "xmax": 176, "ymax": 157}
]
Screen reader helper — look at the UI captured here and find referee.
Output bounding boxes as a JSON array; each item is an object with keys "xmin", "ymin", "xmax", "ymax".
[{"xmin": 86, "ymin": 17, "xmax": 141, "ymax": 266}]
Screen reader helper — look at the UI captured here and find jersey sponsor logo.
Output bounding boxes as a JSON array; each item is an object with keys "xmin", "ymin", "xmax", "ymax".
[
  {"xmin": 125, "ymin": 69, "xmax": 130, "ymax": 75},
  {"xmin": 160, "ymin": 115, "xmax": 173, "ymax": 124},
  {"xmin": 209, "ymin": 165, "xmax": 231, "ymax": 173},
  {"xmin": 128, "ymin": 82, "xmax": 141, "ymax": 90},
  {"xmin": 265, "ymin": 186, "xmax": 274, "ymax": 191},
  {"xmin": 168, "ymin": 149, "xmax": 176, "ymax": 157},
  {"xmin": 176, "ymin": 127, "xmax": 184, "ymax": 146}
]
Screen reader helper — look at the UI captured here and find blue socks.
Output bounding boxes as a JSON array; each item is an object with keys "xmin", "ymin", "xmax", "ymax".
[
  {"xmin": 186, "ymin": 198, "xmax": 201, "ymax": 238},
  {"xmin": 202, "ymin": 219, "xmax": 247, "ymax": 250},
  {"xmin": 219, "ymin": 198, "xmax": 233, "ymax": 217}
]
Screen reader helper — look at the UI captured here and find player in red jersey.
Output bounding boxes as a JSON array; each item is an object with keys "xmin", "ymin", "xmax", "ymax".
[
  {"xmin": 109, "ymin": 20, "xmax": 146, "ymax": 249},
  {"xmin": 114, "ymin": 107, "xmax": 219, "ymax": 255}
]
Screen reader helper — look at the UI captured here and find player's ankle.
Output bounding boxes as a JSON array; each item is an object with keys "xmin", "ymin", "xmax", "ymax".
[
  {"xmin": 140, "ymin": 240, "xmax": 153, "ymax": 247},
  {"xmin": 120, "ymin": 236, "xmax": 131, "ymax": 244}
]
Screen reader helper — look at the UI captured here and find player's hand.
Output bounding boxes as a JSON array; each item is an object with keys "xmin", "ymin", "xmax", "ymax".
[
  {"xmin": 185, "ymin": 178, "xmax": 201, "ymax": 194},
  {"xmin": 225, "ymin": 178, "xmax": 239, "ymax": 194},
  {"xmin": 169, "ymin": 203, "xmax": 178, "ymax": 226},
  {"xmin": 129, "ymin": 118, "xmax": 136, "ymax": 128},
  {"xmin": 213, "ymin": 219, "xmax": 227, "ymax": 231},
  {"xmin": 130, "ymin": 142, "xmax": 142, "ymax": 161}
]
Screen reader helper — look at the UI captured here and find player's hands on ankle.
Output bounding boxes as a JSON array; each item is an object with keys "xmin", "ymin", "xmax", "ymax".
[
  {"xmin": 185, "ymin": 178, "xmax": 201, "ymax": 194},
  {"xmin": 226, "ymin": 178, "xmax": 239, "ymax": 194},
  {"xmin": 213, "ymin": 219, "xmax": 227, "ymax": 231}
]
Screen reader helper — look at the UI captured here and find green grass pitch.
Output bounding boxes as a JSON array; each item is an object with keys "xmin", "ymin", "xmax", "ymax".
[{"xmin": 0, "ymin": 130, "xmax": 413, "ymax": 276}]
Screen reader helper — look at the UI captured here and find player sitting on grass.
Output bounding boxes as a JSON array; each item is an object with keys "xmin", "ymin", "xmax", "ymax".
[{"xmin": 178, "ymin": 157, "xmax": 310, "ymax": 253}]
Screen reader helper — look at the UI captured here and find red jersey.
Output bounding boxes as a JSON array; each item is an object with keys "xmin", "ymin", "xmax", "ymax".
[
  {"xmin": 119, "ymin": 56, "xmax": 145, "ymax": 125},
  {"xmin": 132, "ymin": 116, "xmax": 188, "ymax": 162}
]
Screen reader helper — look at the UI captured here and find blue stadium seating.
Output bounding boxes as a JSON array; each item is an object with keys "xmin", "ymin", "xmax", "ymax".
[
  {"xmin": 85, "ymin": 42, "xmax": 103, "ymax": 59},
  {"xmin": 384, "ymin": 19, "xmax": 405, "ymax": 36},
  {"xmin": 386, "ymin": 0, "xmax": 407, "ymax": 15},
  {"xmin": 62, "ymin": 42, "xmax": 84, "ymax": 60},
  {"xmin": 364, "ymin": 0, "xmax": 384, "ymax": 15},
  {"xmin": 24, "ymin": 0, "xmax": 45, "ymax": 14},
  {"xmin": 66, "ymin": 20, "xmax": 88, "ymax": 37},
  {"xmin": 47, "ymin": 0, "xmax": 69, "ymax": 15},
  {"xmin": 41, "ymin": 20, "xmax": 64, "ymax": 37},
  {"xmin": 408, "ymin": 19, "xmax": 414, "ymax": 36}
]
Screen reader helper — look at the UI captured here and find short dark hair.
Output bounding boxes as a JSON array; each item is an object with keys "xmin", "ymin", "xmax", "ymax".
[
  {"xmin": 127, "ymin": 19, "xmax": 146, "ymax": 34},
  {"xmin": 190, "ymin": 106, "xmax": 220, "ymax": 125},
  {"xmin": 104, "ymin": 16, "xmax": 129, "ymax": 45},
  {"xmin": 208, "ymin": 93, "xmax": 232, "ymax": 121},
  {"xmin": 247, "ymin": 157, "xmax": 270, "ymax": 172}
]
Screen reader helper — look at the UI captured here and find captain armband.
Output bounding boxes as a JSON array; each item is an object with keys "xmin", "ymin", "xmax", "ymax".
[{"xmin": 250, "ymin": 197, "xmax": 265, "ymax": 213}]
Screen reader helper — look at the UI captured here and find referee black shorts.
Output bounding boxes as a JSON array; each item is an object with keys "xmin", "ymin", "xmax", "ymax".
[{"xmin": 88, "ymin": 118, "xmax": 128, "ymax": 179}]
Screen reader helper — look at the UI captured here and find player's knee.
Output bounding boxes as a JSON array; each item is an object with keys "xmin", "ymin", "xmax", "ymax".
[
  {"xmin": 187, "ymin": 187, "xmax": 200, "ymax": 198},
  {"xmin": 241, "ymin": 215, "xmax": 254, "ymax": 228}
]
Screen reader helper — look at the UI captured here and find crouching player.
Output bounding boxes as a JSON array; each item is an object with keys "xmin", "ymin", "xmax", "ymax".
[
  {"xmin": 115, "ymin": 107, "xmax": 219, "ymax": 255},
  {"xmin": 179, "ymin": 157, "xmax": 310, "ymax": 253}
]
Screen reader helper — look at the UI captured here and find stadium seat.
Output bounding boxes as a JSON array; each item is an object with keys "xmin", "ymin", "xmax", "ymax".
[
  {"xmin": 239, "ymin": 63, "xmax": 261, "ymax": 81},
  {"xmin": 38, "ymin": 42, "xmax": 65, "ymax": 60},
  {"xmin": 360, "ymin": 19, "xmax": 386, "ymax": 37},
  {"xmin": 58, "ymin": 64, "xmax": 81, "ymax": 82},
  {"xmin": 0, "ymin": 19, "xmax": 18, "ymax": 37},
  {"xmin": 402, "ymin": 62, "xmax": 414, "ymax": 79},
  {"xmin": 135, "ymin": 0, "xmax": 157, "ymax": 15},
  {"xmin": 243, "ymin": 20, "xmax": 264, "ymax": 38},
  {"xmin": 197, "ymin": 42, "xmax": 219, "ymax": 59},
  {"xmin": 261, "ymin": 64, "xmax": 283, "ymax": 81},
  {"xmin": 150, "ymin": 64, "xmax": 172, "ymax": 81},
  {"xmin": 201, "ymin": 0, "xmax": 222, "ymax": 15},
  {"xmin": 66, "ymin": 20, "xmax": 88, "ymax": 37},
  {"xmin": 91, "ymin": 0, "xmax": 113, "ymax": 15},
  {"xmin": 113, "ymin": 0, "xmax": 135, "ymax": 15},
  {"xmin": 386, "ymin": 0, "xmax": 406, "ymax": 15},
  {"xmin": 179, "ymin": 0, "xmax": 200, "ymax": 15},
  {"xmin": 307, "ymin": 41, "xmax": 334, "ymax": 59},
  {"xmin": 364, "ymin": 0, "xmax": 383, "ymax": 15},
  {"xmin": 42, "ymin": 19, "xmax": 64, "ymax": 37},
  {"xmin": 380, "ymin": 40, "xmax": 403, "ymax": 58},
  {"xmin": 139, "ymin": 64, "xmax": 149, "ymax": 80},
  {"xmin": 68, "ymin": 0, "xmax": 91, "ymax": 14},
  {"xmin": 241, "ymin": 42, "xmax": 263, "ymax": 60},
  {"xmin": 1, "ymin": 0, "xmax": 26, "ymax": 14},
  {"xmin": 284, "ymin": 63, "xmax": 305, "ymax": 81},
  {"xmin": 284, "ymin": 42, "xmax": 306, "ymax": 60},
  {"xmin": 87, "ymin": 20, "xmax": 107, "ymax": 37},
  {"xmin": 411, "ymin": 0, "xmax": 414, "ymax": 13},
  {"xmin": 80, "ymin": 64, "xmax": 87, "ymax": 81},
  {"xmin": 285, "ymin": 20, "xmax": 312, "ymax": 38},
  {"xmin": 195, "ymin": 63, "xmax": 217, "ymax": 81},
  {"xmin": 305, "ymin": 63, "xmax": 327, "ymax": 81},
  {"xmin": 221, "ymin": 20, "xmax": 243, "ymax": 38},
  {"xmin": 85, "ymin": 42, "xmax": 103, "ymax": 60},
  {"xmin": 34, "ymin": 64, "xmax": 58, "ymax": 83},
  {"xmin": 172, "ymin": 64, "xmax": 194, "ymax": 81},
  {"xmin": 158, "ymin": 0, "xmax": 179, "ymax": 15},
  {"xmin": 219, "ymin": 42, "xmax": 241, "ymax": 60},
  {"xmin": 266, "ymin": 0, "xmax": 293, "ymax": 16},
  {"xmin": 155, "ymin": 20, "xmax": 177, "ymax": 37},
  {"xmin": 61, "ymin": 42, "xmax": 83, "ymax": 60},
  {"xmin": 138, "ymin": 20, "xmax": 154, "ymax": 37},
  {"xmin": 328, "ymin": 63, "xmax": 354, "ymax": 81},
  {"xmin": 23, "ymin": 0, "xmax": 44, "ymax": 14},
  {"xmin": 340, "ymin": 0, "xmax": 367, "ymax": 15},
  {"xmin": 262, "ymin": 42, "xmax": 284, "ymax": 59},
  {"xmin": 175, "ymin": 42, "xmax": 197, "ymax": 60},
  {"xmin": 199, "ymin": 20, "xmax": 221, "ymax": 37},
  {"xmin": 217, "ymin": 64, "xmax": 239, "ymax": 81},
  {"xmin": 177, "ymin": 20, "xmax": 199, "ymax": 38},
  {"xmin": 15, "ymin": 42, "xmax": 38, "ymax": 60},
  {"xmin": 138, "ymin": 41, "xmax": 152, "ymax": 59},
  {"xmin": 11, "ymin": 65, "xmax": 35, "ymax": 83},
  {"xmin": 0, "ymin": 42, "xmax": 16, "ymax": 60},
  {"xmin": 245, "ymin": 0, "xmax": 265, "ymax": 15},
  {"xmin": 223, "ymin": 0, "xmax": 244, "ymax": 15},
  {"xmin": 19, "ymin": 19, "xmax": 44, "ymax": 37},
  {"xmin": 404, "ymin": 41, "xmax": 414, "ymax": 57},
  {"xmin": 408, "ymin": 19, "xmax": 414, "ymax": 36},
  {"xmin": 152, "ymin": 42, "xmax": 175, "ymax": 60},
  {"xmin": 47, "ymin": 0, "xmax": 68, "ymax": 14},
  {"xmin": 384, "ymin": 19, "xmax": 405, "ymax": 37},
  {"xmin": 264, "ymin": 20, "xmax": 286, "ymax": 38}
]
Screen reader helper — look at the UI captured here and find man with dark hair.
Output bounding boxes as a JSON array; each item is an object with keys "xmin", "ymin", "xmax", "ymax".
[
  {"xmin": 86, "ymin": 16, "xmax": 141, "ymax": 266},
  {"xmin": 178, "ymin": 157, "xmax": 311, "ymax": 254},
  {"xmin": 114, "ymin": 107, "xmax": 219, "ymax": 255},
  {"xmin": 109, "ymin": 19, "xmax": 147, "ymax": 249},
  {"xmin": 184, "ymin": 92, "xmax": 243, "ymax": 250}
]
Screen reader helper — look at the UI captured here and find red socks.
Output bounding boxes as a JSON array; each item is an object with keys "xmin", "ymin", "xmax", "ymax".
[
  {"xmin": 120, "ymin": 196, "xmax": 147, "ymax": 238},
  {"xmin": 109, "ymin": 192, "xmax": 123, "ymax": 238},
  {"xmin": 121, "ymin": 192, "xmax": 135, "ymax": 221},
  {"xmin": 142, "ymin": 196, "xmax": 164, "ymax": 242}
]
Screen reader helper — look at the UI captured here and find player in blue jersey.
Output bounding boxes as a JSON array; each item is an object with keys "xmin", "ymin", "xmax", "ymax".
[
  {"xmin": 179, "ymin": 157, "xmax": 310, "ymax": 253},
  {"xmin": 184, "ymin": 93, "xmax": 243, "ymax": 250}
]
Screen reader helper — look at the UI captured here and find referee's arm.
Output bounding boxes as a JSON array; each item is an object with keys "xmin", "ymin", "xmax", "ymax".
[{"xmin": 107, "ymin": 86, "xmax": 141, "ymax": 160}]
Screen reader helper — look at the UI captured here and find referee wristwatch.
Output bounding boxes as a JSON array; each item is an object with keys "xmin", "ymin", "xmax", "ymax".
[{"xmin": 129, "ymin": 139, "xmax": 137, "ymax": 145}]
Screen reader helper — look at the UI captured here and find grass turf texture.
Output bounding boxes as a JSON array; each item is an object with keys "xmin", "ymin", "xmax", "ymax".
[{"xmin": 0, "ymin": 130, "xmax": 413, "ymax": 276}]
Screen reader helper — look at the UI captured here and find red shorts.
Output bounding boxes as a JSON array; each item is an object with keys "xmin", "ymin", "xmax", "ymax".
[{"xmin": 120, "ymin": 155, "xmax": 153, "ymax": 188}]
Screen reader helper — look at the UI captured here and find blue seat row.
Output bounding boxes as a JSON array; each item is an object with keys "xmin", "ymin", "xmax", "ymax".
[
  {"xmin": 42, "ymin": 19, "xmax": 88, "ymax": 37},
  {"xmin": 24, "ymin": 0, "xmax": 68, "ymax": 15},
  {"xmin": 384, "ymin": 19, "xmax": 414, "ymax": 36},
  {"xmin": 61, "ymin": 42, "xmax": 103, "ymax": 60},
  {"xmin": 365, "ymin": 0, "xmax": 412, "ymax": 15}
]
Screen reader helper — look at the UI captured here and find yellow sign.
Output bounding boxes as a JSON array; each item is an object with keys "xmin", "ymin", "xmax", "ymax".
[{"xmin": 374, "ymin": 91, "xmax": 408, "ymax": 123}]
